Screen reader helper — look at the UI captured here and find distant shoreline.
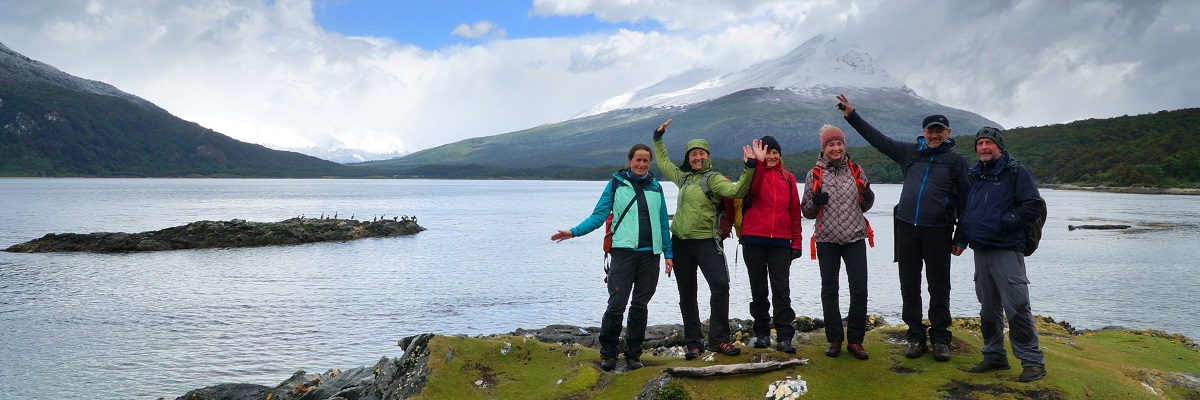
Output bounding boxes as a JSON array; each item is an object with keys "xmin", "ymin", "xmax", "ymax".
[{"xmin": 1044, "ymin": 184, "xmax": 1200, "ymax": 195}]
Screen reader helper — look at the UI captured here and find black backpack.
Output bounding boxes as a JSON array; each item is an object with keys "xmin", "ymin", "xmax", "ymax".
[{"xmin": 1008, "ymin": 160, "xmax": 1046, "ymax": 256}]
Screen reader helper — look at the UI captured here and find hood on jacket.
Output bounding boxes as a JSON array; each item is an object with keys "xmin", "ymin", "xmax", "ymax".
[{"xmin": 679, "ymin": 138, "xmax": 712, "ymax": 172}]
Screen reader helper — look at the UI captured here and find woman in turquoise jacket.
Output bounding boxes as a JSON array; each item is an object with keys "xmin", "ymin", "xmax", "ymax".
[{"xmin": 552, "ymin": 143, "xmax": 673, "ymax": 372}]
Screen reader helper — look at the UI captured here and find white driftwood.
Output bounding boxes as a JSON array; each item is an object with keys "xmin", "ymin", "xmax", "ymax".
[{"xmin": 664, "ymin": 359, "xmax": 808, "ymax": 377}]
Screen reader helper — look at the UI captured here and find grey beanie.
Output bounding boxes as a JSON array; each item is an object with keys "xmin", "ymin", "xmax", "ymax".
[{"xmin": 975, "ymin": 127, "xmax": 1006, "ymax": 152}]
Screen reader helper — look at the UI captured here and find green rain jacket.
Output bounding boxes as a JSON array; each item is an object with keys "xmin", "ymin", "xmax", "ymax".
[{"xmin": 654, "ymin": 138, "xmax": 755, "ymax": 240}]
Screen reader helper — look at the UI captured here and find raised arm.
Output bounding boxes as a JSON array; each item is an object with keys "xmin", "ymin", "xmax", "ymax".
[
  {"xmin": 652, "ymin": 119, "xmax": 683, "ymax": 186},
  {"xmin": 837, "ymin": 94, "xmax": 911, "ymax": 165}
]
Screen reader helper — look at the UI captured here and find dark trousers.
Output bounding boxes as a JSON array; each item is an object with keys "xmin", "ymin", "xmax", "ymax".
[
  {"xmin": 743, "ymin": 244, "xmax": 796, "ymax": 341},
  {"xmin": 672, "ymin": 237, "xmax": 731, "ymax": 348},
  {"xmin": 599, "ymin": 249, "xmax": 660, "ymax": 359},
  {"xmin": 894, "ymin": 221, "xmax": 954, "ymax": 344},
  {"xmin": 817, "ymin": 240, "xmax": 868, "ymax": 344}
]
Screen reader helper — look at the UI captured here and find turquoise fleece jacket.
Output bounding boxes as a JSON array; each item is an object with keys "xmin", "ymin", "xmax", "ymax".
[{"xmin": 570, "ymin": 170, "xmax": 673, "ymax": 258}]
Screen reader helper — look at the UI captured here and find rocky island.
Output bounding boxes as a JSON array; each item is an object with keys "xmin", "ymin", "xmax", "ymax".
[
  {"xmin": 4, "ymin": 216, "xmax": 424, "ymax": 253},
  {"xmin": 168, "ymin": 317, "xmax": 1200, "ymax": 400}
]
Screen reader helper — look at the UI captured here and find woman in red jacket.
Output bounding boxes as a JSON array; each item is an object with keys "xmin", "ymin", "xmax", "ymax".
[{"xmin": 736, "ymin": 136, "xmax": 803, "ymax": 353}]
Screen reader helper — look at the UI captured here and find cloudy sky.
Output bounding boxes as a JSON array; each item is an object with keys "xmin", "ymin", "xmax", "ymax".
[{"xmin": 1, "ymin": 0, "xmax": 1197, "ymax": 155}]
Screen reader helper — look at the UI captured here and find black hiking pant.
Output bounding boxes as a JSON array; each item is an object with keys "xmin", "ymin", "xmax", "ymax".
[
  {"xmin": 672, "ymin": 237, "xmax": 731, "ymax": 348},
  {"xmin": 743, "ymin": 244, "xmax": 796, "ymax": 341},
  {"xmin": 895, "ymin": 221, "xmax": 954, "ymax": 345},
  {"xmin": 599, "ymin": 249, "xmax": 660, "ymax": 359},
  {"xmin": 817, "ymin": 240, "xmax": 868, "ymax": 344}
]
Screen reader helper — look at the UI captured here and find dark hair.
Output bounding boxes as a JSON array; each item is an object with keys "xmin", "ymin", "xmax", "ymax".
[{"xmin": 627, "ymin": 143, "xmax": 652, "ymax": 161}]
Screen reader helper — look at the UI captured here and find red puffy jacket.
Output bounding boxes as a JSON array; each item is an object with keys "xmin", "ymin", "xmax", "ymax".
[{"xmin": 736, "ymin": 160, "xmax": 803, "ymax": 250}]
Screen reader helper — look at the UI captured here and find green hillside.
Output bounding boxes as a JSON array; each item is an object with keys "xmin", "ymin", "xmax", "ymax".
[{"xmin": 0, "ymin": 81, "xmax": 381, "ymax": 178}]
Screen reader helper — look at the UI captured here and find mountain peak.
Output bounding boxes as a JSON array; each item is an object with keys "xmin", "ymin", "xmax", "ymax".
[{"xmin": 577, "ymin": 35, "xmax": 907, "ymax": 118}]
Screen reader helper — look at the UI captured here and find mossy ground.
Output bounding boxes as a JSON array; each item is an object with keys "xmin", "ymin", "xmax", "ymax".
[{"xmin": 411, "ymin": 319, "xmax": 1200, "ymax": 399}]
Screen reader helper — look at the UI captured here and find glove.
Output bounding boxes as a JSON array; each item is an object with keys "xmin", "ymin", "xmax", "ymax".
[
  {"xmin": 861, "ymin": 185, "xmax": 875, "ymax": 204},
  {"xmin": 790, "ymin": 248, "xmax": 803, "ymax": 260},
  {"xmin": 653, "ymin": 127, "xmax": 665, "ymax": 140},
  {"xmin": 813, "ymin": 191, "xmax": 829, "ymax": 206}
]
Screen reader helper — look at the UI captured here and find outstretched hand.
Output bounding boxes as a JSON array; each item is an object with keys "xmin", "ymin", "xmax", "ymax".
[
  {"xmin": 751, "ymin": 138, "xmax": 768, "ymax": 160},
  {"xmin": 654, "ymin": 119, "xmax": 672, "ymax": 139},
  {"xmin": 551, "ymin": 229, "xmax": 574, "ymax": 242},
  {"xmin": 836, "ymin": 94, "xmax": 854, "ymax": 117}
]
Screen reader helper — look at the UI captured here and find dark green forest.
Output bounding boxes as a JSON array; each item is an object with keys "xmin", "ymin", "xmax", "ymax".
[{"xmin": 386, "ymin": 108, "xmax": 1200, "ymax": 188}]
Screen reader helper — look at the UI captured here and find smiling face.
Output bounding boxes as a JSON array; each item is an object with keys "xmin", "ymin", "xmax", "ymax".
[
  {"xmin": 763, "ymin": 149, "xmax": 781, "ymax": 167},
  {"xmin": 687, "ymin": 148, "xmax": 708, "ymax": 170},
  {"xmin": 823, "ymin": 139, "xmax": 845, "ymax": 161},
  {"xmin": 923, "ymin": 126, "xmax": 951, "ymax": 148},
  {"xmin": 628, "ymin": 149, "xmax": 651, "ymax": 176},
  {"xmin": 976, "ymin": 138, "xmax": 1001, "ymax": 163}
]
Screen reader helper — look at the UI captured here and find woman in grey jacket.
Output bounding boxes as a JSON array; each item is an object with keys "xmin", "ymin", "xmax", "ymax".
[{"xmin": 802, "ymin": 124, "xmax": 875, "ymax": 360}]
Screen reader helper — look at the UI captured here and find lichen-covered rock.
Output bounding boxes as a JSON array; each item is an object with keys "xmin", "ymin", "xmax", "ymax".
[{"xmin": 4, "ymin": 217, "xmax": 424, "ymax": 253}]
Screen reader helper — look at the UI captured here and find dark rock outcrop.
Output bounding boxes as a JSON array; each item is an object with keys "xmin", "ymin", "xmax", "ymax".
[
  {"xmin": 169, "ymin": 333, "xmax": 434, "ymax": 400},
  {"xmin": 5, "ymin": 217, "xmax": 424, "ymax": 253}
]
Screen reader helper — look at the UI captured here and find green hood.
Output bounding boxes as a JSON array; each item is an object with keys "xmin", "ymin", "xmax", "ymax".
[{"xmin": 679, "ymin": 138, "xmax": 711, "ymax": 172}]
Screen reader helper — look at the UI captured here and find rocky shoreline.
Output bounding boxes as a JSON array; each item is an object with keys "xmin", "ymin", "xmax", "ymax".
[{"xmin": 3, "ymin": 217, "xmax": 424, "ymax": 253}]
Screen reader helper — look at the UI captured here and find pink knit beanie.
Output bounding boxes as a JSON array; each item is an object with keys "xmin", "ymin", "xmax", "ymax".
[{"xmin": 820, "ymin": 125, "xmax": 845, "ymax": 149}]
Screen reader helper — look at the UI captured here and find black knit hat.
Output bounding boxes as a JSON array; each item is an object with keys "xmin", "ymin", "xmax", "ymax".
[
  {"xmin": 760, "ymin": 135, "xmax": 781, "ymax": 153},
  {"xmin": 975, "ymin": 127, "xmax": 1006, "ymax": 152}
]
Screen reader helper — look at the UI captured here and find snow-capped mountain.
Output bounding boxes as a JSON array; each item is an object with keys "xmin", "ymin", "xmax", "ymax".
[
  {"xmin": 579, "ymin": 35, "xmax": 909, "ymax": 117},
  {"xmin": 392, "ymin": 35, "xmax": 1001, "ymax": 169}
]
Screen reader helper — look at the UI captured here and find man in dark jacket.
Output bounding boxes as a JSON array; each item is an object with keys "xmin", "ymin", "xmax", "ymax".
[
  {"xmin": 836, "ymin": 94, "xmax": 970, "ymax": 362},
  {"xmin": 959, "ymin": 127, "xmax": 1047, "ymax": 382}
]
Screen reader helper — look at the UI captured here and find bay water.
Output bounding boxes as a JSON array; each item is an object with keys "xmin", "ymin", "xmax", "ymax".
[{"xmin": 0, "ymin": 178, "xmax": 1196, "ymax": 399}]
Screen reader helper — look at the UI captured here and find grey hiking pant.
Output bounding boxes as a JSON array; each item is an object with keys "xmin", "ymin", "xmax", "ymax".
[{"xmin": 974, "ymin": 248, "xmax": 1044, "ymax": 367}]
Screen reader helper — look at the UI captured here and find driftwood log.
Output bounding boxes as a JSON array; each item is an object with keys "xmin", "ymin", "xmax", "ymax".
[
  {"xmin": 1068, "ymin": 224, "xmax": 1131, "ymax": 231},
  {"xmin": 663, "ymin": 359, "xmax": 807, "ymax": 377}
]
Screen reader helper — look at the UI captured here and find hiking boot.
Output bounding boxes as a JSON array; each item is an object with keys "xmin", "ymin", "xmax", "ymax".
[
  {"xmin": 932, "ymin": 343, "xmax": 951, "ymax": 362},
  {"xmin": 776, "ymin": 340, "xmax": 796, "ymax": 354},
  {"xmin": 600, "ymin": 357, "xmax": 617, "ymax": 371},
  {"xmin": 707, "ymin": 342, "xmax": 741, "ymax": 356},
  {"xmin": 684, "ymin": 347, "xmax": 702, "ymax": 360},
  {"xmin": 625, "ymin": 357, "xmax": 644, "ymax": 370},
  {"xmin": 824, "ymin": 342, "xmax": 842, "ymax": 358},
  {"xmin": 1019, "ymin": 366, "xmax": 1047, "ymax": 382},
  {"xmin": 753, "ymin": 335, "xmax": 771, "ymax": 349},
  {"xmin": 968, "ymin": 361, "xmax": 1011, "ymax": 373},
  {"xmin": 847, "ymin": 343, "xmax": 870, "ymax": 360},
  {"xmin": 904, "ymin": 341, "xmax": 927, "ymax": 359}
]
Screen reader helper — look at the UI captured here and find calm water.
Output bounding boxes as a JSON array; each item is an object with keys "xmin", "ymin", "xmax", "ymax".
[{"xmin": 0, "ymin": 178, "xmax": 1197, "ymax": 399}]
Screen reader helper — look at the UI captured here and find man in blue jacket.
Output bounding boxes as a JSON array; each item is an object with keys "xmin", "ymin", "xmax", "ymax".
[
  {"xmin": 836, "ymin": 94, "xmax": 970, "ymax": 362},
  {"xmin": 959, "ymin": 127, "xmax": 1047, "ymax": 382}
]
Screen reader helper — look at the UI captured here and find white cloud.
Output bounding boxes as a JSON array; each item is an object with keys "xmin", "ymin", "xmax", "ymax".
[
  {"xmin": 451, "ymin": 20, "xmax": 507, "ymax": 39},
  {"xmin": 0, "ymin": 0, "xmax": 1197, "ymax": 155}
]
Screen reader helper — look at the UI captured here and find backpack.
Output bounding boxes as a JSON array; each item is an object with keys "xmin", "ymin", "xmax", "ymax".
[
  {"xmin": 1007, "ymin": 160, "xmax": 1047, "ymax": 256},
  {"xmin": 809, "ymin": 161, "xmax": 875, "ymax": 260}
]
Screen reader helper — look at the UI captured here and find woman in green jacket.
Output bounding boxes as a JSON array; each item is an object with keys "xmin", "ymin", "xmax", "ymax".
[{"xmin": 653, "ymin": 119, "xmax": 761, "ymax": 359}]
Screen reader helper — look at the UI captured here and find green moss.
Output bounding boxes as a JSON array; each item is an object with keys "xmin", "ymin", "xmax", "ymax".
[{"xmin": 407, "ymin": 321, "xmax": 1199, "ymax": 399}]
